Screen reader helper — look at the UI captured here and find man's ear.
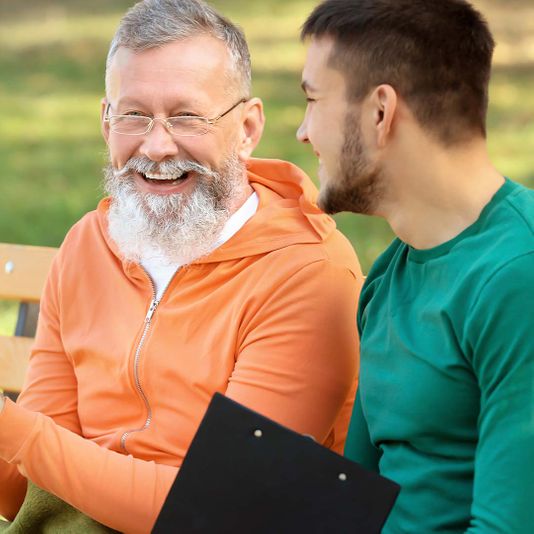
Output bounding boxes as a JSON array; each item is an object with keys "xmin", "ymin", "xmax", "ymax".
[
  {"xmin": 370, "ymin": 84, "xmax": 397, "ymax": 149},
  {"xmin": 101, "ymin": 98, "xmax": 111, "ymax": 145},
  {"xmin": 237, "ymin": 97, "xmax": 265, "ymax": 162}
]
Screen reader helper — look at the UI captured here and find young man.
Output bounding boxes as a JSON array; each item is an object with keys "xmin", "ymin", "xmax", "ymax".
[
  {"xmin": 0, "ymin": 1, "xmax": 363, "ymax": 531},
  {"xmin": 298, "ymin": 0, "xmax": 534, "ymax": 532}
]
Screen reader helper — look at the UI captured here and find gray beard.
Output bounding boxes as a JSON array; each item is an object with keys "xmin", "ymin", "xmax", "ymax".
[{"xmin": 103, "ymin": 154, "xmax": 247, "ymax": 265}]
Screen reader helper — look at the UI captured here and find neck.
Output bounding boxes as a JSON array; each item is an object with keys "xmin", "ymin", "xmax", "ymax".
[
  {"xmin": 227, "ymin": 172, "xmax": 254, "ymax": 217},
  {"xmin": 379, "ymin": 137, "xmax": 505, "ymax": 249}
]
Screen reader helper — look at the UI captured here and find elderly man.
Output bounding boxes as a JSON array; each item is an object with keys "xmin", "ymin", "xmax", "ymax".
[
  {"xmin": 0, "ymin": 0, "xmax": 362, "ymax": 531},
  {"xmin": 297, "ymin": 0, "xmax": 534, "ymax": 532}
]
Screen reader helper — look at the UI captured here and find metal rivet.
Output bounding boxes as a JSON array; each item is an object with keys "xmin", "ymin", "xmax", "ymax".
[
  {"xmin": 254, "ymin": 429, "xmax": 263, "ymax": 438},
  {"xmin": 338, "ymin": 473, "xmax": 347, "ymax": 481},
  {"xmin": 4, "ymin": 261, "xmax": 14, "ymax": 274}
]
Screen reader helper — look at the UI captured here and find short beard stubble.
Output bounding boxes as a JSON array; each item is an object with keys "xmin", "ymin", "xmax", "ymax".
[{"xmin": 318, "ymin": 109, "xmax": 383, "ymax": 216}]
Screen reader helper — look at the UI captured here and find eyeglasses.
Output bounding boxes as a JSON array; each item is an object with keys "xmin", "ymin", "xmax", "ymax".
[{"xmin": 104, "ymin": 98, "xmax": 247, "ymax": 137}]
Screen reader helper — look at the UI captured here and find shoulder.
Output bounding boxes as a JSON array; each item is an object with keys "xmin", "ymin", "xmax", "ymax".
[
  {"xmin": 494, "ymin": 182, "xmax": 534, "ymax": 257},
  {"xmin": 449, "ymin": 181, "xmax": 534, "ymax": 306},
  {"xmin": 468, "ymin": 181, "xmax": 534, "ymax": 298},
  {"xmin": 503, "ymin": 180, "xmax": 534, "ymax": 229},
  {"xmin": 480, "ymin": 180, "xmax": 534, "ymax": 252},
  {"xmin": 318, "ymin": 227, "xmax": 363, "ymax": 280},
  {"xmin": 62, "ymin": 209, "xmax": 101, "ymax": 244},
  {"xmin": 54, "ymin": 200, "xmax": 114, "ymax": 269},
  {"xmin": 469, "ymin": 251, "xmax": 534, "ymax": 313},
  {"xmin": 257, "ymin": 240, "xmax": 363, "ymax": 295}
]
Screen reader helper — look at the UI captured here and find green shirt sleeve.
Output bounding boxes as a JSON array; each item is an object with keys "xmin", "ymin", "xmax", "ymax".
[{"xmin": 466, "ymin": 253, "xmax": 534, "ymax": 533}]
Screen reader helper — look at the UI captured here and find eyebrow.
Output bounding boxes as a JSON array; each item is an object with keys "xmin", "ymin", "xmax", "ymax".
[
  {"xmin": 115, "ymin": 97, "xmax": 197, "ymax": 110},
  {"xmin": 114, "ymin": 98, "xmax": 146, "ymax": 109}
]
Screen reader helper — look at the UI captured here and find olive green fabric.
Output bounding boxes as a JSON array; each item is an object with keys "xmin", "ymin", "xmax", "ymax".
[{"xmin": 0, "ymin": 481, "xmax": 119, "ymax": 533}]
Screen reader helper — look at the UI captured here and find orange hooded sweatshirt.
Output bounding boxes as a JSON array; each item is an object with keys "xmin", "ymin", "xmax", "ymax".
[{"xmin": 0, "ymin": 158, "xmax": 363, "ymax": 533}]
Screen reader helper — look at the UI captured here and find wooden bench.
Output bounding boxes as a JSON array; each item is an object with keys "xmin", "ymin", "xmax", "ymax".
[{"xmin": 0, "ymin": 243, "xmax": 58, "ymax": 400}]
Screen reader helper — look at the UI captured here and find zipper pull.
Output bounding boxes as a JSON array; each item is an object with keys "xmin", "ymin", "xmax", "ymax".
[{"xmin": 145, "ymin": 299, "xmax": 159, "ymax": 323}]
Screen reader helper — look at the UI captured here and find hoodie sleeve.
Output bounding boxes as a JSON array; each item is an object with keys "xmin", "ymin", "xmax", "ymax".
[
  {"xmin": 0, "ymin": 398, "xmax": 177, "ymax": 533},
  {"xmin": 227, "ymin": 259, "xmax": 361, "ymax": 449},
  {"xmin": 0, "ymin": 248, "xmax": 83, "ymax": 520},
  {"xmin": 0, "ymin": 457, "xmax": 26, "ymax": 521}
]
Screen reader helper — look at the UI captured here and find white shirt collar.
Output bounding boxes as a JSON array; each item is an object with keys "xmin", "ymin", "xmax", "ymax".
[{"xmin": 140, "ymin": 192, "xmax": 259, "ymax": 299}]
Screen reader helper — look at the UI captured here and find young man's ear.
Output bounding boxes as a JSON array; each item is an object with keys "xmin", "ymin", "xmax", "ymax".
[
  {"xmin": 371, "ymin": 84, "xmax": 397, "ymax": 149},
  {"xmin": 101, "ymin": 98, "xmax": 111, "ymax": 145},
  {"xmin": 237, "ymin": 97, "xmax": 265, "ymax": 162}
]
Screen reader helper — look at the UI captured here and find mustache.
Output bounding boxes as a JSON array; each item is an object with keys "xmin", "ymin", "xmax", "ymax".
[{"xmin": 113, "ymin": 156, "xmax": 217, "ymax": 179}]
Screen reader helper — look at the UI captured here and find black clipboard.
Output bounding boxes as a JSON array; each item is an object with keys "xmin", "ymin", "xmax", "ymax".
[{"xmin": 154, "ymin": 393, "xmax": 399, "ymax": 533}]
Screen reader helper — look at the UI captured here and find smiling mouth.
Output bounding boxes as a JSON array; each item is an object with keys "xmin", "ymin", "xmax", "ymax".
[{"xmin": 141, "ymin": 171, "xmax": 191, "ymax": 185}]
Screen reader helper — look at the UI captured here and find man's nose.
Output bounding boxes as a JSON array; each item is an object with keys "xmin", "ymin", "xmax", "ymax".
[
  {"xmin": 139, "ymin": 120, "xmax": 180, "ymax": 162},
  {"xmin": 296, "ymin": 119, "xmax": 310, "ymax": 144}
]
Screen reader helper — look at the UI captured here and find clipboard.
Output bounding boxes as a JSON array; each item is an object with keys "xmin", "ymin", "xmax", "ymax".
[{"xmin": 154, "ymin": 393, "xmax": 399, "ymax": 533}]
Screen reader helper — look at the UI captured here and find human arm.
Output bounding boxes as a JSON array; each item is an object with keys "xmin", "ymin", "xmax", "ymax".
[
  {"xmin": 0, "ymin": 346, "xmax": 83, "ymax": 520},
  {"xmin": 343, "ymin": 275, "xmax": 381, "ymax": 470},
  {"xmin": 466, "ymin": 254, "xmax": 534, "ymax": 533},
  {"xmin": 0, "ymin": 430, "xmax": 26, "ymax": 522},
  {"xmin": 0, "ymin": 399, "xmax": 24, "ymax": 520},
  {"xmin": 0, "ymin": 398, "xmax": 177, "ymax": 533},
  {"xmin": 343, "ymin": 390, "xmax": 381, "ymax": 471},
  {"xmin": 226, "ymin": 259, "xmax": 361, "ymax": 449},
  {"xmin": 0, "ymin": 251, "xmax": 83, "ymax": 520}
]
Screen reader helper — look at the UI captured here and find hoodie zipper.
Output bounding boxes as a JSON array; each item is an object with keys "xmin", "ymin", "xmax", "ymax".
[{"xmin": 120, "ymin": 268, "xmax": 179, "ymax": 453}]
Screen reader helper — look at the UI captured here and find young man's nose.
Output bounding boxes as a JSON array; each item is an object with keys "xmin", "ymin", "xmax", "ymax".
[{"xmin": 296, "ymin": 119, "xmax": 310, "ymax": 144}]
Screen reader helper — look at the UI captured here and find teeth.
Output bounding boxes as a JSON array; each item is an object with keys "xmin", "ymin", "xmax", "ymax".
[{"xmin": 144, "ymin": 172, "xmax": 185, "ymax": 181}]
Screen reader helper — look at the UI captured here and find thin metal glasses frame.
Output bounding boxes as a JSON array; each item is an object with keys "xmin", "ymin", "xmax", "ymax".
[{"xmin": 104, "ymin": 98, "xmax": 247, "ymax": 137}]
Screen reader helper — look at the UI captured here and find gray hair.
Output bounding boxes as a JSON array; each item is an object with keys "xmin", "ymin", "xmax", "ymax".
[{"xmin": 105, "ymin": 0, "xmax": 251, "ymax": 98}]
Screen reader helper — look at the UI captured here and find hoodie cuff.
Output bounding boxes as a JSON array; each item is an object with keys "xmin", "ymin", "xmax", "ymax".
[{"xmin": 0, "ymin": 397, "xmax": 39, "ymax": 463}]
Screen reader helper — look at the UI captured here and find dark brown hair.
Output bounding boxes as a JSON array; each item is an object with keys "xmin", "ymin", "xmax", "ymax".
[{"xmin": 301, "ymin": 0, "xmax": 495, "ymax": 145}]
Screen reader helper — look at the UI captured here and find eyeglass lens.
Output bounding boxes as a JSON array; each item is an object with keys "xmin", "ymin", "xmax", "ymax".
[{"xmin": 109, "ymin": 116, "xmax": 210, "ymax": 136}]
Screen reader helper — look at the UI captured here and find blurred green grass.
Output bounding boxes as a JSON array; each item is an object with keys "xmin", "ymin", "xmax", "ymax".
[{"xmin": 1, "ymin": 0, "xmax": 533, "ymax": 334}]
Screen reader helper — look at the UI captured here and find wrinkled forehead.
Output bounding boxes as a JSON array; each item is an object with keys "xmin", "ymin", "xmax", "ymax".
[{"xmin": 106, "ymin": 35, "xmax": 235, "ymax": 104}]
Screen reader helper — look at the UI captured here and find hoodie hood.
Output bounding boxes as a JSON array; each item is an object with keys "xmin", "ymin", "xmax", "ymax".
[{"xmin": 96, "ymin": 157, "xmax": 337, "ymax": 264}]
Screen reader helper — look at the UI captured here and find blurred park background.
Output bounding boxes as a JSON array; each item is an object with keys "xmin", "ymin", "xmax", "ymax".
[{"xmin": 1, "ymin": 0, "xmax": 533, "ymax": 333}]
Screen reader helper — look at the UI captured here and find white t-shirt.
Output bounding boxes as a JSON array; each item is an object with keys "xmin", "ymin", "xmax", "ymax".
[{"xmin": 140, "ymin": 192, "xmax": 259, "ymax": 299}]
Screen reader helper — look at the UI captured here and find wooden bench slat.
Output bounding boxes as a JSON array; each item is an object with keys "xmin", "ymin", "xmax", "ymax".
[
  {"xmin": 1, "ymin": 242, "xmax": 58, "ymax": 397},
  {"xmin": 0, "ymin": 243, "xmax": 57, "ymax": 302},
  {"xmin": 0, "ymin": 335, "xmax": 33, "ymax": 392}
]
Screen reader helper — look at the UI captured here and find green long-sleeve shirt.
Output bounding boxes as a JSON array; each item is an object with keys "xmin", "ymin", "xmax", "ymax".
[{"xmin": 346, "ymin": 179, "xmax": 534, "ymax": 533}]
